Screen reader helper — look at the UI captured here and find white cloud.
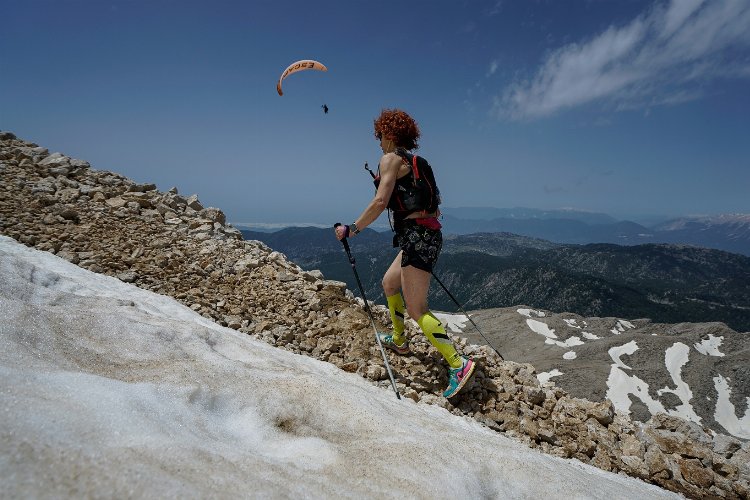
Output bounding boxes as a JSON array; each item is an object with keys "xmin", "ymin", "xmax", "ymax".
[
  {"xmin": 487, "ymin": 59, "xmax": 499, "ymax": 76},
  {"xmin": 659, "ymin": 0, "xmax": 705, "ymax": 40},
  {"xmin": 495, "ymin": 0, "xmax": 750, "ymax": 120},
  {"xmin": 488, "ymin": 1, "xmax": 504, "ymax": 17}
]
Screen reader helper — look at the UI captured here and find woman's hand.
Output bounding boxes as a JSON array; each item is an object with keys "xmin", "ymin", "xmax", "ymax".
[{"xmin": 335, "ymin": 224, "xmax": 350, "ymax": 241}]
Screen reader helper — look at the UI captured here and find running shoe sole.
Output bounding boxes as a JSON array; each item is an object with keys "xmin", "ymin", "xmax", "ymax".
[{"xmin": 446, "ymin": 359, "xmax": 476, "ymax": 399}]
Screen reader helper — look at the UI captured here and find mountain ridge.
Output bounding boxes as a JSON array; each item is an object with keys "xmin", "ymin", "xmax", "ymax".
[
  {"xmin": 241, "ymin": 227, "xmax": 750, "ymax": 333},
  {"xmin": 434, "ymin": 208, "xmax": 750, "ymax": 256}
]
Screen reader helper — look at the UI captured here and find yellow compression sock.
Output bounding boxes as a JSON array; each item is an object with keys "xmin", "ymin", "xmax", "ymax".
[
  {"xmin": 386, "ymin": 293, "xmax": 406, "ymax": 345},
  {"xmin": 417, "ymin": 312, "xmax": 462, "ymax": 369}
]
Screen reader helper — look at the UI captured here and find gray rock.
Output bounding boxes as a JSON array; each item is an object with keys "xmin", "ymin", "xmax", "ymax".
[
  {"xmin": 105, "ymin": 197, "xmax": 127, "ymax": 208},
  {"xmin": 57, "ymin": 208, "xmax": 80, "ymax": 222},
  {"xmin": 49, "ymin": 166, "xmax": 72, "ymax": 176},
  {"xmin": 278, "ymin": 271, "xmax": 296, "ymax": 282},
  {"xmin": 303, "ymin": 270, "xmax": 325, "ymax": 282},
  {"xmin": 116, "ymin": 271, "xmax": 137, "ymax": 283},
  {"xmin": 713, "ymin": 434, "xmax": 742, "ymax": 456},
  {"xmin": 38, "ymin": 152, "xmax": 69, "ymax": 166},
  {"xmin": 128, "ymin": 183, "xmax": 157, "ymax": 192},
  {"xmin": 233, "ymin": 258, "xmax": 260, "ymax": 272},
  {"xmin": 224, "ymin": 315, "xmax": 243, "ymax": 330},
  {"xmin": 56, "ymin": 188, "xmax": 80, "ymax": 203},
  {"xmin": 200, "ymin": 207, "xmax": 226, "ymax": 225},
  {"xmin": 56, "ymin": 251, "xmax": 80, "ymax": 264},
  {"xmin": 122, "ymin": 193, "xmax": 153, "ymax": 208},
  {"xmin": 186, "ymin": 194, "xmax": 203, "ymax": 211},
  {"xmin": 31, "ymin": 181, "xmax": 56, "ymax": 194},
  {"xmin": 69, "ymin": 158, "xmax": 90, "ymax": 169}
]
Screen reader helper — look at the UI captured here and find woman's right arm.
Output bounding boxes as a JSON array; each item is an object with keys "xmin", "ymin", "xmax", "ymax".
[{"xmin": 352, "ymin": 153, "xmax": 400, "ymax": 231}]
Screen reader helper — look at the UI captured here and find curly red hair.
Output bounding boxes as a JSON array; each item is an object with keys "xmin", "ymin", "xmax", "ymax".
[{"xmin": 373, "ymin": 109, "xmax": 420, "ymax": 150}]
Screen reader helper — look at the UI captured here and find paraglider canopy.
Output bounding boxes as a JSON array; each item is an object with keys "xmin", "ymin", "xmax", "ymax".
[{"xmin": 276, "ymin": 59, "xmax": 328, "ymax": 96}]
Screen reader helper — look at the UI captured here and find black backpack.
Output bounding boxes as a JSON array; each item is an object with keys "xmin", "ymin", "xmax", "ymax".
[{"xmin": 374, "ymin": 150, "xmax": 441, "ymax": 216}]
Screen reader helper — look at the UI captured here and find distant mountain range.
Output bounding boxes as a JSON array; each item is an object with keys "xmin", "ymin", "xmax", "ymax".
[
  {"xmin": 241, "ymin": 227, "xmax": 750, "ymax": 333},
  {"xmin": 438, "ymin": 207, "xmax": 750, "ymax": 256},
  {"xmin": 445, "ymin": 206, "xmax": 621, "ymax": 225}
]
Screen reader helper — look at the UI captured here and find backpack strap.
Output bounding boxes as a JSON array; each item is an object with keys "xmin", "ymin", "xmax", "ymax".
[
  {"xmin": 411, "ymin": 155, "xmax": 421, "ymax": 180},
  {"xmin": 408, "ymin": 155, "xmax": 429, "ymax": 217},
  {"xmin": 396, "ymin": 149, "xmax": 420, "ymax": 180}
]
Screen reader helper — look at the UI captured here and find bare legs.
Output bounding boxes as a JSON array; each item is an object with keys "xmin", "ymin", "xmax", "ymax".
[
  {"xmin": 382, "ymin": 251, "xmax": 429, "ymax": 320},
  {"xmin": 382, "ymin": 252, "xmax": 462, "ymax": 368}
]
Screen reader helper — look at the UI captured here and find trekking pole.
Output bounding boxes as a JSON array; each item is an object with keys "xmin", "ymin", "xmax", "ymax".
[
  {"xmin": 431, "ymin": 271, "xmax": 504, "ymax": 361},
  {"xmin": 334, "ymin": 223, "xmax": 401, "ymax": 399},
  {"xmin": 364, "ymin": 161, "xmax": 376, "ymax": 178}
]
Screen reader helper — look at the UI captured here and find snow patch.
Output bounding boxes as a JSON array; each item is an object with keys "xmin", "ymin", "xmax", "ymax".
[
  {"xmin": 694, "ymin": 335, "xmax": 725, "ymax": 357},
  {"xmin": 610, "ymin": 320, "xmax": 636, "ymax": 335},
  {"xmin": 537, "ymin": 369, "xmax": 563, "ymax": 385},
  {"xmin": 656, "ymin": 343, "xmax": 701, "ymax": 424},
  {"xmin": 713, "ymin": 376, "xmax": 750, "ymax": 439},
  {"xmin": 526, "ymin": 319, "xmax": 557, "ymax": 339},
  {"xmin": 433, "ymin": 312, "xmax": 469, "ymax": 333},
  {"xmin": 605, "ymin": 341, "xmax": 667, "ymax": 417},
  {"xmin": 609, "ymin": 341, "xmax": 638, "ymax": 370},
  {"xmin": 547, "ymin": 336, "xmax": 584, "ymax": 348},
  {"xmin": 606, "ymin": 340, "xmax": 709, "ymax": 431},
  {"xmin": 527, "ymin": 319, "xmax": 583, "ymax": 349},
  {"xmin": 582, "ymin": 332, "xmax": 600, "ymax": 340},
  {"xmin": 563, "ymin": 319, "xmax": 581, "ymax": 329},
  {"xmin": 563, "ymin": 351, "xmax": 577, "ymax": 360},
  {"xmin": 517, "ymin": 308, "xmax": 545, "ymax": 318}
]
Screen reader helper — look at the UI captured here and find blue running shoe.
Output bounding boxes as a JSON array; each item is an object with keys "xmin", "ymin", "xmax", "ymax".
[
  {"xmin": 443, "ymin": 357, "xmax": 476, "ymax": 399},
  {"xmin": 378, "ymin": 333, "xmax": 410, "ymax": 355}
]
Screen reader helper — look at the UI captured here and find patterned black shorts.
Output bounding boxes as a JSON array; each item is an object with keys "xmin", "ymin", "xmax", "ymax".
[{"xmin": 396, "ymin": 221, "xmax": 443, "ymax": 273}]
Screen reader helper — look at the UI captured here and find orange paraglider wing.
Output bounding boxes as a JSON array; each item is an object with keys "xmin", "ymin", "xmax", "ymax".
[{"xmin": 276, "ymin": 59, "xmax": 328, "ymax": 96}]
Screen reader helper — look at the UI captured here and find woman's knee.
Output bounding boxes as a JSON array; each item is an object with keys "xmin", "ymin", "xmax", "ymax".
[
  {"xmin": 407, "ymin": 304, "xmax": 427, "ymax": 320},
  {"xmin": 382, "ymin": 275, "xmax": 400, "ymax": 296}
]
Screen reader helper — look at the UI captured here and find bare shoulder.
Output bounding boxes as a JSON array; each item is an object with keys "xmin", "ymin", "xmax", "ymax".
[{"xmin": 379, "ymin": 152, "xmax": 403, "ymax": 172}]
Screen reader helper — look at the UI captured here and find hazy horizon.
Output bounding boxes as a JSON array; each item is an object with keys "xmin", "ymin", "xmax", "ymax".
[{"xmin": 228, "ymin": 205, "xmax": 743, "ymax": 231}]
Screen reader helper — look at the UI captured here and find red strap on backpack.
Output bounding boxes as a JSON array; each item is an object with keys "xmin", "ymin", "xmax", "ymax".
[{"xmin": 410, "ymin": 154, "xmax": 431, "ymax": 217}]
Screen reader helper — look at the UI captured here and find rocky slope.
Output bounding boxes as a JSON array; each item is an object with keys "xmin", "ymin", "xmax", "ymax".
[{"xmin": 1, "ymin": 131, "xmax": 748, "ymax": 499}]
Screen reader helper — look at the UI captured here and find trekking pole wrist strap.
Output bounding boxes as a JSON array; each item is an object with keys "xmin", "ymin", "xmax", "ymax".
[{"xmin": 350, "ymin": 222, "xmax": 360, "ymax": 235}]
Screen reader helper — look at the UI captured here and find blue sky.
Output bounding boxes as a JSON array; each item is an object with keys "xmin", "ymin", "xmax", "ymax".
[{"xmin": 2, "ymin": 0, "xmax": 749, "ymax": 227}]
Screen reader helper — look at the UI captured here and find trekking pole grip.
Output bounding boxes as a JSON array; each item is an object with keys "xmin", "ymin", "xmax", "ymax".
[{"xmin": 333, "ymin": 223, "xmax": 353, "ymax": 257}]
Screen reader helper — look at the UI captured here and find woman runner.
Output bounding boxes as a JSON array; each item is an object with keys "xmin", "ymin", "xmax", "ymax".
[{"xmin": 334, "ymin": 108, "xmax": 476, "ymax": 399}]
